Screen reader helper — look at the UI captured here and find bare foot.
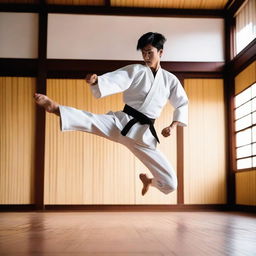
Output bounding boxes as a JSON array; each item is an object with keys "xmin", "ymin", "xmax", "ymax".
[
  {"xmin": 139, "ymin": 173, "xmax": 152, "ymax": 196},
  {"xmin": 34, "ymin": 93, "xmax": 60, "ymax": 115}
]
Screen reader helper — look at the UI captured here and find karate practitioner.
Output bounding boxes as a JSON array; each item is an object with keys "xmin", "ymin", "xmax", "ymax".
[{"xmin": 34, "ymin": 32, "xmax": 188, "ymax": 196}]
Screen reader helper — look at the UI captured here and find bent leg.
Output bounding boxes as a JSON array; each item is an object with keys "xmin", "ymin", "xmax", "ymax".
[{"xmin": 127, "ymin": 143, "xmax": 177, "ymax": 195}]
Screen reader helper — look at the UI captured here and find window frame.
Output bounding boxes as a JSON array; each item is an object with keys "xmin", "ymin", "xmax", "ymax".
[
  {"xmin": 233, "ymin": 0, "xmax": 256, "ymax": 57},
  {"xmin": 234, "ymin": 81, "xmax": 256, "ymax": 172}
]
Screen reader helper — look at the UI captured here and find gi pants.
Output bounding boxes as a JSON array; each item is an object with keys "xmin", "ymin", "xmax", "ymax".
[{"xmin": 59, "ymin": 106, "xmax": 177, "ymax": 194}]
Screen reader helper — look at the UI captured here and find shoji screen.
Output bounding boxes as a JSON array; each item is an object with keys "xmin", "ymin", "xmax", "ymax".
[
  {"xmin": 235, "ymin": 61, "xmax": 256, "ymax": 206},
  {"xmin": 235, "ymin": 0, "xmax": 256, "ymax": 55}
]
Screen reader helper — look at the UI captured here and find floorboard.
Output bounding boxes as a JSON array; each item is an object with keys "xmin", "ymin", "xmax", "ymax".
[{"xmin": 0, "ymin": 211, "xmax": 255, "ymax": 256}]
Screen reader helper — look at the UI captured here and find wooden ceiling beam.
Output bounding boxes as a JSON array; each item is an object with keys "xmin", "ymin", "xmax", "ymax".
[
  {"xmin": 0, "ymin": 3, "xmax": 224, "ymax": 18},
  {"xmin": 225, "ymin": 0, "xmax": 246, "ymax": 16},
  {"xmin": 0, "ymin": 3, "xmax": 40, "ymax": 12}
]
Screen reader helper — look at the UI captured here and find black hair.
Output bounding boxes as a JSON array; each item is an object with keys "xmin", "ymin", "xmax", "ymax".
[{"xmin": 137, "ymin": 32, "xmax": 166, "ymax": 51}]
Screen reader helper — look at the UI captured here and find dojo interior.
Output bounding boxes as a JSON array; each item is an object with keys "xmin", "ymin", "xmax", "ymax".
[{"xmin": 0, "ymin": 0, "xmax": 255, "ymax": 255}]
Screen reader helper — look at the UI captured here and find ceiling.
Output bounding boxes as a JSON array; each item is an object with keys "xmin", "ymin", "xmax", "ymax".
[{"xmin": 0, "ymin": 0, "xmax": 231, "ymax": 9}]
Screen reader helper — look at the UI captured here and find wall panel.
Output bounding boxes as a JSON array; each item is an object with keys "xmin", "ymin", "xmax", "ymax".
[
  {"xmin": 0, "ymin": 12, "xmax": 39, "ymax": 58},
  {"xmin": 0, "ymin": 77, "xmax": 36, "ymax": 204},
  {"xmin": 235, "ymin": 61, "xmax": 256, "ymax": 94},
  {"xmin": 45, "ymin": 79, "xmax": 177, "ymax": 205},
  {"xmin": 47, "ymin": 14, "xmax": 224, "ymax": 62},
  {"xmin": 44, "ymin": 79, "xmax": 134, "ymax": 204},
  {"xmin": 184, "ymin": 79, "xmax": 226, "ymax": 204},
  {"xmin": 236, "ymin": 171, "xmax": 256, "ymax": 206}
]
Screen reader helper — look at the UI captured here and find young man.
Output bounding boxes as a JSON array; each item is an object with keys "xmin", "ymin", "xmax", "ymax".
[{"xmin": 34, "ymin": 32, "xmax": 188, "ymax": 196}]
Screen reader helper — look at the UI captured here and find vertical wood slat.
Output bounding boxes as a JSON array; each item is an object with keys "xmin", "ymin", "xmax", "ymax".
[
  {"xmin": 0, "ymin": 77, "xmax": 36, "ymax": 204},
  {"xmin": 111, "ymin": 0, "xmax": 228, "ymax": 9},
  {"xmin": 224, "ymin": 71, "xmax": 236, "ymax": 205},
  {"xmin": 235, "ymin": 61, "xmax": 256, "ymax": 94},
  {"xmin": 35, "ymin": 8, "xmax": 47, "ymax": 210},
  {"xmin": 184, "ymin": 79, "xmax": 226, "ymax": 204},
  {"xmin": 46, "ymin": 0, "xmax": 105, "ymax": 5},
  {"xmin": 45, "ymin": 79, "xmax": 177, "ymax": 205},
  {"xmin": 236, "ymin": 171, "xmax": 256, "ymax": 206},
  {"xmin": 177, "ymin": 126, "xmax": 184, "ymax": 204},
  {"xmin": 224, "ymin": 2, "xmax": 236, "ymax": 205},
  {"xmin": 176, "ymin": 75, "xmax": 184, "ymax": 205}
]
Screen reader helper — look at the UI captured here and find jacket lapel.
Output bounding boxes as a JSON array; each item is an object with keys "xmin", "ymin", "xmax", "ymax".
[{"xmin": 138, "ymin": 66, "xmax": 162, "ymax": 112}]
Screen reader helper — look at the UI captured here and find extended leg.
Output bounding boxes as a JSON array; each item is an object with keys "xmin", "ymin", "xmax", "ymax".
[
  {"xmin": 58, "ymin": 105, "xmax": 121, "ymax": 142},
  {"xmin": 34, "ymin": 93, "xmax": 120, "ymax": 141}
]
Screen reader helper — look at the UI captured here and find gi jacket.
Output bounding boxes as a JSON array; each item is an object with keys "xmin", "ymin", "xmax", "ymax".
[{"xmin": 90, "ymin": 64, "xmax": 188, "ymax": 148}]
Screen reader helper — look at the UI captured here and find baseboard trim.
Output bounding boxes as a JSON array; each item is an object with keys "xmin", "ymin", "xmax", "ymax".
[
  {"xmin": 44, "ymin": 204, "xmax": 228, "ymax": 211},
  {"xmin": 0, "ymin": 204, "xmax": 255, "ymax": 213},
  {"xmin": 232, "ymin": 204, "xmax": 256, "ymax": 213},
  {"xmin": 0, "ymin": 204, "xmax": 227, "ymax": 212},
  {"xmin": 0, "ymin": 204, "xmax": 36, "ymax": 211}
]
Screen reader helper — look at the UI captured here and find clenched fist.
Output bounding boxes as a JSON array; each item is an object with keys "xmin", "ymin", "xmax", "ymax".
[
  {"xmin": 85, "ymin": 73, "xmax": 98, "ymax": 86},
  {"xmin": 161, "ymin": 126, "xmax": 172, "ymax": 137},
  {"xmin": 161, "ymin": 121, "xmax": 178, "ymax": 138}
]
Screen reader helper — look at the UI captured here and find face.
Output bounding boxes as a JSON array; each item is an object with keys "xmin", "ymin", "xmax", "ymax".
[{"xmin": 141, "ymin": 44, "xmax": 163, "ymax": 71}]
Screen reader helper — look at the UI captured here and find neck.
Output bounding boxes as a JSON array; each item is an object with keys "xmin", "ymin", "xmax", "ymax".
[{"xmin": 150, "ymin": 62, "xmax": 160, "ymax": 73}]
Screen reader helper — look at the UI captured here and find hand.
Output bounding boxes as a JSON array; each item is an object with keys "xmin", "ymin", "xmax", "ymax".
[
  {"xmin": 85, "ymin": 73, "xmax": 98, "ymax": 85},
  {"xmin": 161, "ymin": 121, "xmax": 179, "ymax": 138},
  {"xmin": 161, "ymin": 126, "xmax": 172, "ymax": 137}
]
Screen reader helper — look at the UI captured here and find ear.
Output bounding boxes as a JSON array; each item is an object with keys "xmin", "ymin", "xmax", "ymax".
[{"xmin": 159, "ymin": 49, "xmax": 163, "ymax": 57}]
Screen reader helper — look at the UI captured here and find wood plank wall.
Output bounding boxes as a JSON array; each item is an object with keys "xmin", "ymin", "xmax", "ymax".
[
  {"xmin": 0, "ymin": 77, "xmax": 36, "ymax": 204},
  {"xmin": 235, "ymin": 61, "xmax": 256, "ymax": 95},
  {"xmin": 236, "ymin": 171, "xmax": 256, "ymax": 205},
  {"xmin": 235, "ymin": 61, "xmax": 256, "ymax": 206},
  {"xmin": 0, "ymin": 77, "xmax": 228, "ymax": 205},
  {"xmin": 183, "ymin": 79, "xmax": 226, "ymax": 204},
  {"xmin": 44, "ymin": 79, "xmax": 177, "ymax": 205}
]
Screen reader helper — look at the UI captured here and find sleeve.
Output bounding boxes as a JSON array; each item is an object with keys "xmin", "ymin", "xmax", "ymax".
[
  {"xmin": 90, "ymin": 64, "xmax": 138, "ymax": 98},
  {"xmin": 168, "ymin": 77, "xmax": 189, "ymax": 127}
]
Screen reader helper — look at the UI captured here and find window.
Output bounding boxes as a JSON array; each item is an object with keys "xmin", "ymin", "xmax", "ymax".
[
  {"xmin": 234, "ymin": 0, "xmax": 256, "ymax": 55},
  {"xmin": 234, "ymin": 83, "xmax": 256, "ymax": 170}
]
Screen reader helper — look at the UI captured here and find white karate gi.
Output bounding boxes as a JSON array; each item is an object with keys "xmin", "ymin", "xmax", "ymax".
[{"xmin": 59, "ymin": 64, "xmax": 188, "ymax": 194}]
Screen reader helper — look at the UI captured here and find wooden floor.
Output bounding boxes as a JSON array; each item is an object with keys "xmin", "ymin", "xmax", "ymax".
[{"xmin": 0, "ymin": 211, "xmax": 255, "ymax": 256}]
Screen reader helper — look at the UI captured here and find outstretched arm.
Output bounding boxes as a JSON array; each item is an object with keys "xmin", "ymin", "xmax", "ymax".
[{"xmin": 86, "ymin": 64, "xmax": 139, "ymax": 99}]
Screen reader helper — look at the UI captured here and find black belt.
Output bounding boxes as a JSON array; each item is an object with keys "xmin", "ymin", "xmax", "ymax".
[{"xmin": 121, "ymin": 104, "xmax": 160, "ymax": 143}]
